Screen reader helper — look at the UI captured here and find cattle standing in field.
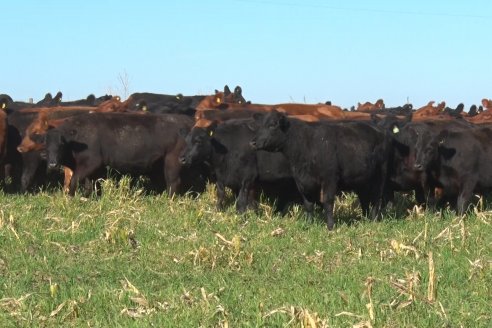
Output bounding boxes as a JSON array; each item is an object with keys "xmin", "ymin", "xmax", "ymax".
[
  {"xmin": 413, "ymin": 126, "xmax": 492, "ymax": 213},
  {"xmin": 44, "ymin": 112, "xmax": 204, "ymax": 196},
  {"xmin": 250, "ymin": 111, "xmax": 390, "ymax": 230},
  {"xmin": 179, "ymin": 118, "xmax": 301, "ymax": 212},
  {"xmin": 375, "ymin": 115, "xmax": 474, "ymax": 207}
]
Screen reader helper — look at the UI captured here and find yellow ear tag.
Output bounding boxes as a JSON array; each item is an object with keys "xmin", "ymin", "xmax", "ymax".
[
  {"xmin": 216, "ymin": 98, "xmax": 221, "ymax": 104},
  {"xmin": 209, "ymin": 130, "xmax": 214, "ymax": 137},
  {"xmin": 176, "ymin": 95, "xmax": 181, "ymax": 100},
  {"xmin": 142, "ymin": 105, "xmax": 147, "ymax": 111},
  {"xmin": 392, "ymin": 126, "xmax": 399, "ymax": 134},
  {"xmin": 1, "ymin": 103, "xmax": 5, "ymax": 109}
]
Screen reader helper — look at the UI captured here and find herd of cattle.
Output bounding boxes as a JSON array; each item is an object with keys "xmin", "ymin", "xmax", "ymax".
[{"xmin": 1, "ymin": 86, "xmax": 492, "ymax": 230}]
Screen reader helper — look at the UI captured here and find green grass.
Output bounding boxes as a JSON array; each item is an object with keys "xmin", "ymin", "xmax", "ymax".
[{"xmin": 0, "ymin": 178, "xmax": 491, "ymax": 327}]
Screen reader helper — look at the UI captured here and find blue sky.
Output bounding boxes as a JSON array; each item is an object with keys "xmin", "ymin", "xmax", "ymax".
[{"xmin": 2, "ymin": 0, "xmax": 491, "ymax": 109}]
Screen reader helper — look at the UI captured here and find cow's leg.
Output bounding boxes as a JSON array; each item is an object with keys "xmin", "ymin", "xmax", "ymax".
[
  {"xmin": 63, "ymin": 167, "xmax": 73, "ymax": 193},
  {"xmin": 164, "ymin": 153, "xmax": 182, "ymax": 196},
  {"xmin": 236, "ymin": 180, "xmax": 253, "ymax": 213},
  {"xmin": 68, "ymin": 158, "xmax": 101, "ymax": 197},
  {"xmin": 216, "ymin": 182, "xmax": 226, "ymax": 210},
  {"xmin": 321, "ymin": 182, "xmax": 337, "ymax": 230},
  {"xmin": 357, "ymin": 190, "xmax": 371, "ymax": 218},
  {"xmin": 246, "ymin": 184, "xmax": 258, "ymax": 211},
  {"xmin": 20, "ymin": 154, "xmax": 41, "ymax": 192},
  {"xmin": 414, "ymin": 186, "xmax": 426, "ymax": 205},
  {"xmin": 456, "ymin": 180, "xmax": 476, "ymax": 215}
]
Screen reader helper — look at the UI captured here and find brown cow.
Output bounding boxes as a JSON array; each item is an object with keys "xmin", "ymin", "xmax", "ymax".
[
  {"xmin": 195, "ymin": 94, "xmax": 375, "ymax": 121},
  {"xmin": 95, "ymin": 96, "xmax": 134, "ymax": 112},
  {"xmin": 412, "ymin": 101, "xmax": 447, "ymax": 120},
  {"xmin": 357, "ymin": 99, "xmax": 385, "ymax": 111}
]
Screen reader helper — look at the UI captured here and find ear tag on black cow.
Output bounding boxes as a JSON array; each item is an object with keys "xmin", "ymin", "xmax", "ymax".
[
  {"xmin": 1, "ymin": 103, "xmax": 5, "ymax": 109},
  {"xmin": 392, "ymin": 126, "xmax": 399, "ymax": 134},
  {"xmin": 209, "ymin": 130, "xmax": 214, "ymax": 137},
  {"xmin": 142, "ymin": 105, "xmax": 147, "ymax": 111},
  {"xmin": 439, "ymin": 139, "xmax": 444, "ymax": 145}
]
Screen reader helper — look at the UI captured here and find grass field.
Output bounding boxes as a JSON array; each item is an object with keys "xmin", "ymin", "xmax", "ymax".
[{"xmin": 0, "ymin": 178, "xmax": 490, "ymax": 327}]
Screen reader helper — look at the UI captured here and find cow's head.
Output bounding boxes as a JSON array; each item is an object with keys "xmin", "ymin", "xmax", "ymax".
[
  {"xmin": 414, "ymin": 129, "xmax": 451, "ymax": 171},
  {"xmin": 17, "ymin": 111, "xmax": 51, "ymax": 153},
  {"xmin": 179, "ymin": 121, "xmax": 218, "ymax": 166},
  {"xmin": 45, "ymin": 128, "xmax": 67, "ymax": 169},
  {"xmin": 250, "ymin": 111, "xmax": 289, "ymax": 151}
]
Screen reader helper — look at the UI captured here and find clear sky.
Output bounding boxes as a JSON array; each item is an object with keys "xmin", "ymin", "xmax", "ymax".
[{"xmin": 2, "ymin": 0, "xmax": 491, "ymax": 109}]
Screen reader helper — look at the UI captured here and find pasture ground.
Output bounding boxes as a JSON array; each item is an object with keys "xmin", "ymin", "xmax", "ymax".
[{"xmin": 0, "ymin": 178, "xmax": 491, "ymax": 327}]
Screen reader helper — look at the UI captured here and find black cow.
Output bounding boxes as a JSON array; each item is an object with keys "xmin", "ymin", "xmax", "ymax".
[
  {"xmin": 414, "ymin": 126, "xmax": 492, "ymax": 213},
  {"xmin": 44, "ymin": 112, "xmax": 204, "ymax": 196},
  {"xmin": 179, "ymin": 118, "xmax": 301, "ymax": 212},
  {"xmin": 250, "ymin": 111, "xmax": 390, "ymax": 230},
  {"xmin": 56, "ymin": 94, "xmax": 112, "ymax": 107},
  {"xmin": 375, "ymin": 115, "xmax": 473, "ymax": 207},
  {"xmin": 128, "ymin": 85, "xmax": 246, "ymax": 115}
]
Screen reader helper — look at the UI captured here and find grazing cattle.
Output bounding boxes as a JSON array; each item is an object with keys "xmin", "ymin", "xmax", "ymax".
[
  {"xmin": 250, "ymin": 111, "xmax": 390, "ymax": 230},
  {"xmin": 357, "ymin": 99, "xmax": 385, "ymax": 111},
  {"xmin": 44, "ymin": 112, "xmax": 203, "ymax": 196},
  {"xmin": 413, "ymin": 126, "xmax": 492, "ymax": 213},
  {"xmin": 179, "ymin": 118, "xmax": 301, "ymax": 212},
  {"xmin": 376, "ymin": 115, "xmax": 473, "ymax": 206}
]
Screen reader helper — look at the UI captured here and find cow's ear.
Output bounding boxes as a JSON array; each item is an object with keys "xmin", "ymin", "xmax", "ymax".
[
  {"xmin": 178, "ymin": 127, "xmax": 189, "ymax": 138},
  {"xmin": 234, "ymin": 86, "xmax": 242, "ymax": 95},
  {"xmin": 215, "ymin": 89, "xmax": 220, "ymax": 94},
  {"xmin": 456, "ymin": 103, "xmax": 464, "ymax": 113},
  {"xmin": 435, "ymin": 129, "xmax": 449, "ymax": 144},
  {"xmin": 279, "ymin": 114, "xmax": 290, "ymax": 131},
  {"xmin": 438, "ymin": 145, "xmax": 455, "ymax": 159},
  {"xmin": 437, "ymin": 101, "xmax": 446, "ymax": 111},
  {"xmin": 481, "ymin": 99, "xmax": 489, "ymax": 108},
  {"xmin": 223, "ymin": 85, "xmax": 231, "ymax": 96}
]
